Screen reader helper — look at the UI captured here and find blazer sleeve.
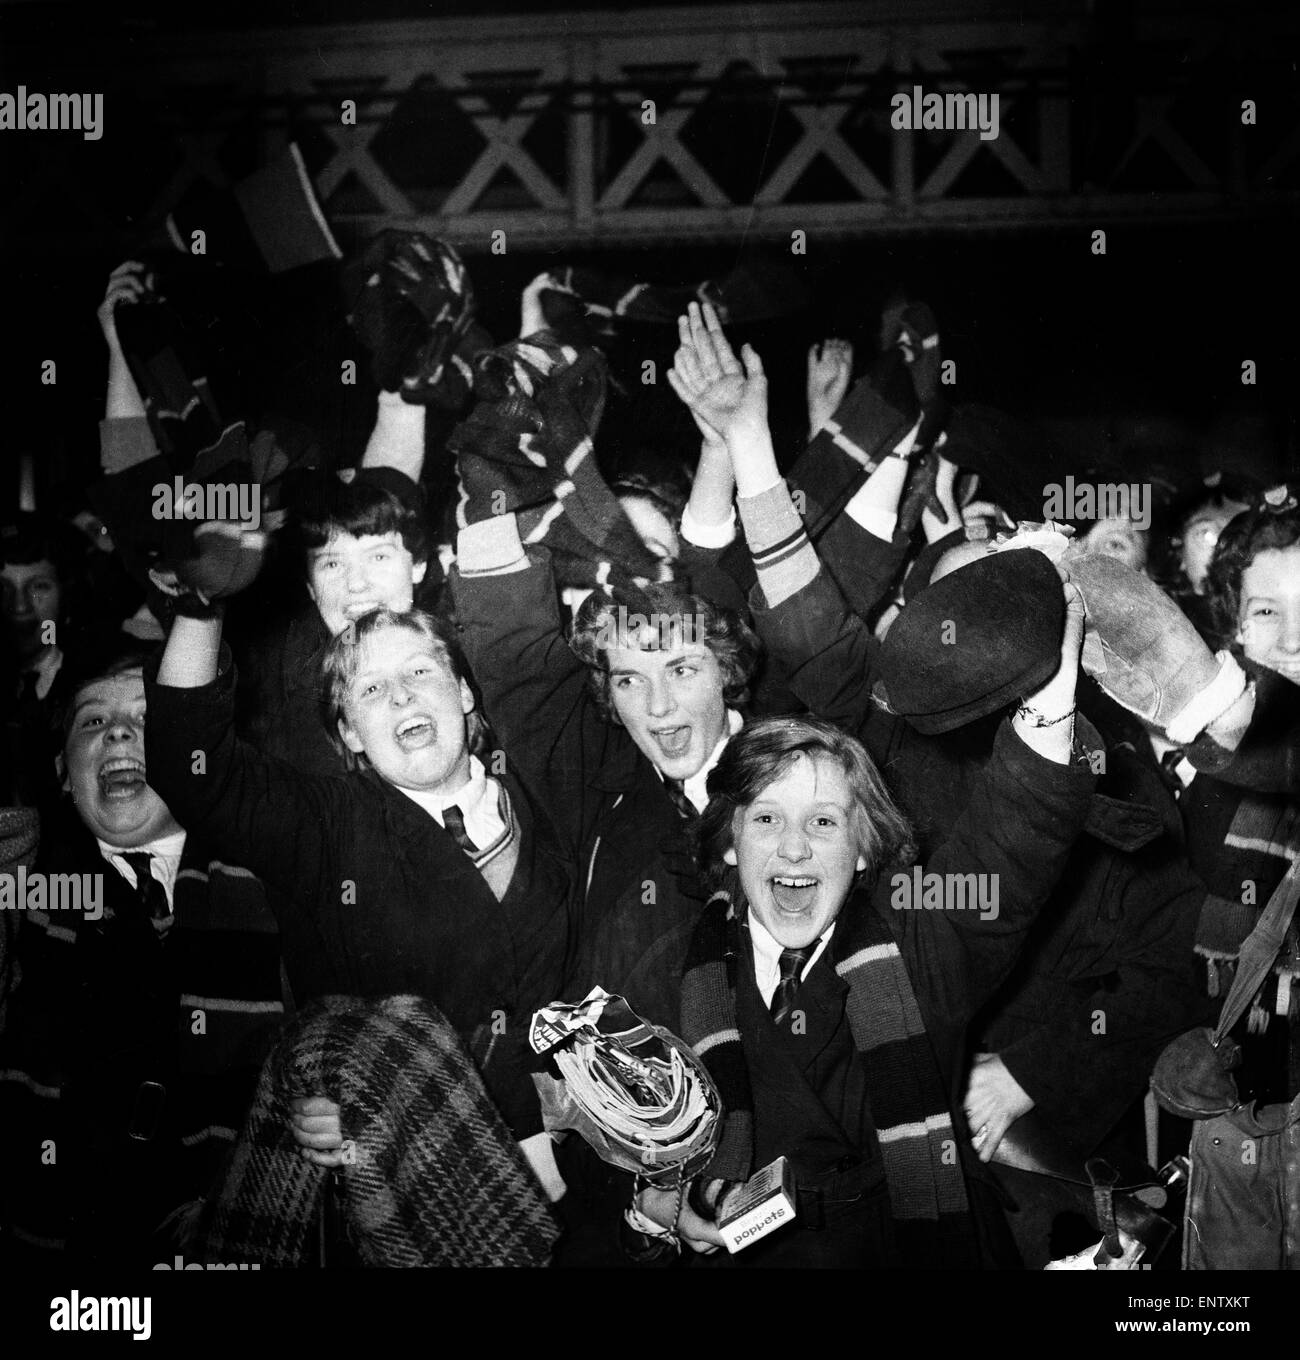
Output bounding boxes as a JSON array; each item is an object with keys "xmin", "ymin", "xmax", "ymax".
[
  {"xmin": 883, "ymin": 719, "xmax": 1098, "ymax": 1030},
  {"xmin": 143, "ymin": 648, "xmax": 334, "ymax": 910},
  {"xmin": 450, "ymin": 546, "xmax": 621, "ymax": 850},
  {"xmin": 749, "ymin": 565, "xmax": 896, "ymax": 760}
]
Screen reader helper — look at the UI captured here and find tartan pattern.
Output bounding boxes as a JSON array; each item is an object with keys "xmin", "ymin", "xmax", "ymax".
[
  {"xmin": 451, "ymin": 330, "xmax": 665, "ymax": 590},
  {"xmin": 679, "ymin": 889, "xmax": 979, "ymax": 1267},
  {"xmin": 195, "ymin": 995, "xmax": 557, "ymax": 1268}
]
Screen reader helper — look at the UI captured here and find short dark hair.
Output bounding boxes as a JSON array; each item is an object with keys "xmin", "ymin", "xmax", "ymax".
[
  {"xmin": 568, "ymin": 582, "xmax": 760, "ymax": 722},
  {"xmin": 321, "ymin": 608, "xmax": 484, "ymax": 772},
  {"xmin": 697, "ymin": 715, "xmax": 916, "ymax": 895},
  {"xmin": 292, "ymin": 473, "xmax": 428, "ymax": 576},
  {"xmin": 61, "ymin": 647, "xmax": 155, "ymax": 742},
  {"xmin": 1, "ymin": 512, "xmax": 72, "ymax": 578},
  {"xmin": 1206, "ymin": 489, "xmax": 1300, "ymax": 638}
]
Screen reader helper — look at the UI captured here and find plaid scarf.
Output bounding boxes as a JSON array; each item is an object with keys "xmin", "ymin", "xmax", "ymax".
[
  {"xmin": 678, "ymin": 889, "xmax": 979, "ymax": 1268},
  {"xmin": 194, "ymin": 995, "xmax": 557, "ymax": 1268},
  {"xmin": 451, "ymin": 330, "xmax": 665, "ymax": 589}
]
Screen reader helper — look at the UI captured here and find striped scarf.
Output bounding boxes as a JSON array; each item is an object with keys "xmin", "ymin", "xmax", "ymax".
[
  {"xmin": 678, "ymin": 889, "xmax": 979, "ymax": 1268},
  {"xmin": 450, "ymin": 331, "xmax": 665, "ymax": 590}
]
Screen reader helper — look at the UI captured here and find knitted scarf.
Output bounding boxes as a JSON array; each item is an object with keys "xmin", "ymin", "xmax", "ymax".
[
  {"xmin": 451, "ymin": 330, "xmax": 664, "ymax": 589},
  {"xmin": 194, "ymin": 995, "xmax": 557, "ymax": 1268},
  {"xmin": 1188, "ymin": 668, "xmax": 1300, "ymax": 994},
  {"xmin": 344, "ymin": 230, "xmax": 491, "ymax": 411},
  {"xmin": 678, "ymin": 889, "xmax": 980, "ymax": 1268}
]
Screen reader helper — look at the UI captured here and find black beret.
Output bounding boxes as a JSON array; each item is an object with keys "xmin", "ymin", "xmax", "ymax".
[
  {"xmin": 901, "ymin": 527, "xmax": 968, "ymax": 604},
  {"xmin": 876, "ymin": 549, "xmax": 1064, "ymax": 734}
]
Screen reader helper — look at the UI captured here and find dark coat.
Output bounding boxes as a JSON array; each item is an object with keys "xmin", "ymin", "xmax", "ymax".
[
  {"xmin": 236, "ymin": 599, "xmax": 339, "ymax": 778},
  {"xmin": 143, "ymin": 651, "xmax": 573, "ymax": 1138},
  {"xmin": 450, "ymin": 548, "xmax": 710, "ymax": 1032},
  {"xmin": 752, "ymin": 565, "xmax": 1204, "ymax": 1153},
  {"xmin": 0, "ymin": 804, "xmax": 284, "ymax": 1267},
  {"xmin": 694, "ymin": 712, "xmax": 1099, "ymax": 1270}
]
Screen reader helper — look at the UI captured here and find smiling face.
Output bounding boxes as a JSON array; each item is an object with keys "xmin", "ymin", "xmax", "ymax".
[
  {"xmin": 725, "ymin": 751, "xmax": 867, "ymax": 950},
  {"xmin": 605, "ymin": 627, "xmax": 729, "ymax": 781},
  {"xmin": 336, "ymin": 626, "xmax": 474, "ymax": 793},
  {"xmin": 307, "ymin": 531, "xmax": 427, "ymax": 638},
  {"xmin": 65, "ymin": 671, "xmax": 182, "ymax": 847},
  {"xmin": 1237, "ymin": 546, "xmax": 1300, "ymax": 685}
]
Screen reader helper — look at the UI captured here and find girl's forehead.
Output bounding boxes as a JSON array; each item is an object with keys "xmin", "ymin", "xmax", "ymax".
[
  {"xmin": 353, "ymin": 629, "xmax": 449, "ymax": 671},
  {"xmin": 1243, "ymin": 544, "xmax": 1300, "ymax": 586},
  {"xmin": 74, "ymin": 672, "xmax": 146, "ymax": 711},
  {"xmin": 753, "ymin": 751, "xmax": 852, "ymax": 802},
  {"xmin": 321, "ymin": 529, "xmax": 401, "ymax": 553}
]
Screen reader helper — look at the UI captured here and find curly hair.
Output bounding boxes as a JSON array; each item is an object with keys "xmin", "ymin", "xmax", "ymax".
[
  {"xmin": 696, "ymin": 715, "xmax": 916, "ymax": 896},
  {"xmin": 1205, "ymin": 489, "xmax": 1300, "ymax": 639},
  {"xmin": 568, "ymin": 581, "xmax": 760, "ymax": 722},
  {"xmin": 321, "ymin": 608, "xmax": 486, "ymax": 772}
]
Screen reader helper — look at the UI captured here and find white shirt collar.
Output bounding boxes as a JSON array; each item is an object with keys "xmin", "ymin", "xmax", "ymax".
[
  {"xmin": 747, "ymin": 910, "xmax": 836, "ymax": 1009},
  {"xmin": 396, "ymin": 755, "xmax": 507, "ymax": 849},
  {"xmin": 97, "ymin": 829, "xmax": 187, "ymax": 909},
  {"xmin": 660, "ymin": 708, "xmax": 743, "ymax": 814}
]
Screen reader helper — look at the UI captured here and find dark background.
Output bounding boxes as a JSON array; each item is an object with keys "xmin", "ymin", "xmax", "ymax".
[{"xmin": 2, "ymin": 0, "xmax": 1296, "ymax": 520}]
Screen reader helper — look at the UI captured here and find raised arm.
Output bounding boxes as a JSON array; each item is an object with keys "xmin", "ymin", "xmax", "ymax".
[
  {"xmin": 451, "ymin": 513, "xmax": 618, "ymax": 848},
  {"xmin": 98, "ymin": 261, "xmax": 150, "ymax": 422},
  {"xmin": 884, "ymin": 586, "xmax": 1092, "ymax": 1030},
  {"xmin": 669, "ymin": 304, "xmax": 891, "ymax": 734},
  {"xmin": 147, "ymin": 606, "xmax": 330, "ymax": 900},
  {"xmin": 361, "ymin": 389, "xmax": 427, "ymax": 483}
]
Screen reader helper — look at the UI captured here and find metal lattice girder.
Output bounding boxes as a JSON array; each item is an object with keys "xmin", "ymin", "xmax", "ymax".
[{"xmin": 5, "ymin": 1, "xmax": 1298, "ymax": 252}]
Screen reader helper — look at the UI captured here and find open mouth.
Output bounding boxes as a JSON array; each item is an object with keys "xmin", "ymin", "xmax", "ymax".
[
  {"xmin": 98, "ymin": 757, "xmax": 147, "ymax": 801},
  {"xmin": 394, "ymin": 715, "xmax": 435, "ymax": 749},
  {"xmin": 650, "ymin": 725, "xmax": 692, "ymax": 760},
  {"xmin": 771, "ymin": 875, "xmax": 818, "ymax": 914}
]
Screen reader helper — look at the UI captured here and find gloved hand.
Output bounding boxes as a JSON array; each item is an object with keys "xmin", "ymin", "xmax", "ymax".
[{"xmin": 992, "ymin": 526, "xmax": 1252, "ymax": 749}]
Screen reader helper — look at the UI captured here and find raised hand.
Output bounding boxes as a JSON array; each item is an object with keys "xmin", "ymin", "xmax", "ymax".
[
  {"xmin": 97, "ymin": 261, "xmax": 155, "ymax": 352},
  {"xmin": 667, "ymin": 301, "xmax": 767, "ymax": 446},
  {"xmin": 806, "ymin": 338, "xmax": 853, "ymax": 435}
]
